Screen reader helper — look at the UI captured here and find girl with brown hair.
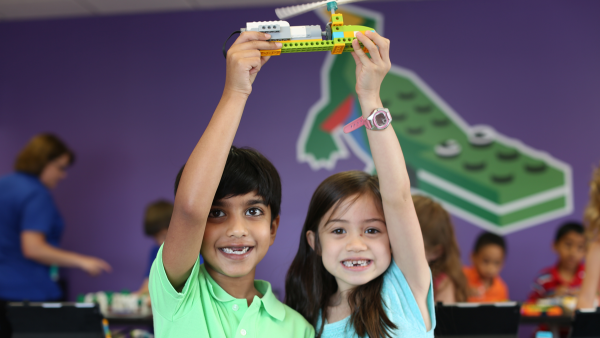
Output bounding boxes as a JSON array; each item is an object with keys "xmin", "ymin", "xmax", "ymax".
[
  {"xmin": 413, "ymin": 195, "xmax": 468, "ymax": 303},
  {"xmin": 577, "ymin": 164, "xmax": 600, "ymax": 308},
  {"xmin": 0, "ymin": 134, "xmax": 111, "ymax": 302},
  {"xmin": 285, "ymin": 31, "xmax": 434, "ymax": 338}
]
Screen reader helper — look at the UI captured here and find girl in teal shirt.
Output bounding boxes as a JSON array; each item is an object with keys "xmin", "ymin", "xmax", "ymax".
[{"xmin": 285, "ymin": 32, "xmax": 435, "ymax": 338}]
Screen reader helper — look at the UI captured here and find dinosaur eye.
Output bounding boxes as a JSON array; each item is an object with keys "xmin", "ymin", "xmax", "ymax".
[{"xmin": 469, "ymin": 126, "xmax": 495, "ymax": 147}]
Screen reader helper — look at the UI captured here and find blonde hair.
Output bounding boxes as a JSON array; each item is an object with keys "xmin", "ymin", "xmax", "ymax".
[
  {"xmin": 413, "ymin": 195, "xmax": 468, "ymax": 302},
  {"xmin": 584, "ymin": 164, "xmax": 600, "ymax": 239},
  {"xmin": 14, "ymin": 134, "xmax": 74, "ymax": 176}
]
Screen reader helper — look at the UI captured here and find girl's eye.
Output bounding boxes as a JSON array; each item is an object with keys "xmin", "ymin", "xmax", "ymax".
[
  {"xmin": 365, "ymin": 228, "xmax": 380, "ymax": 234},
  {"xmin": 332, "ymin": 229, "xmax": 346, "ymax": 234},
  {"xmin": 246, "ymin": 208, "xmax": 264, "ymax": 216},
  {"xmin": 208, "ymin": 210, "xmax": 225, "ymax": 218}
]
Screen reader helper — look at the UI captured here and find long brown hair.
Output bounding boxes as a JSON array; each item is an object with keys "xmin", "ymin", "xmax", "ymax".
[
  {"xmin": 413, "ymin": 195, "xmax": 468, "ymax": 302},
  {"xmin": 285, "ymin": 171, "xmax": 397, "ymax": 338},
  {"xmin": 14, "ymin": 133, "xmax": 75, "ymax": 176},
  {"xmin": 584, "ymin": 164, "xmax": 600, "ymax": 240}
]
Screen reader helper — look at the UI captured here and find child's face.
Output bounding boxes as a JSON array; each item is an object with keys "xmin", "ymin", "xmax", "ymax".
[
  {"xmin": 308, "ymin": 194, "xmax": 391, "ymax": 292},
  {"xmin": 554, "ymin": 231, "xmax": 586, "ymax": 270},
  {"xmin": 471, "ymin": 244, "xmax": 505, "ymax": 281},
  {"xmin": 200, "ymin": 192, "xmax": 279, "ymax": 279}
]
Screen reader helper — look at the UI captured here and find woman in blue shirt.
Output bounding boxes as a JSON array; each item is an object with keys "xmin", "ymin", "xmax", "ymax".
[{"xmin": 0, "ymin": 134, "xmax": 112, "ymax": 301}]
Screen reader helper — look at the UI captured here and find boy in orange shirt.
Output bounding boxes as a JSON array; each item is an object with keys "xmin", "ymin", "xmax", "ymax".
[{"xmin": 463, "ymin": 232, "xmax": 509, "ymax": 302}]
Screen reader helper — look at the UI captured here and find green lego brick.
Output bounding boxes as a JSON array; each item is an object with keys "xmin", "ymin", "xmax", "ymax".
[
  {"xmin": 280, "ymin": 37, "xmax": 366, "ymax": 54},
  {"xmin": 297, "ymin": 7, "xmax": 572, "ymax": 234},
  {"xmin": 281, "ymin": 40, "xmax": 334, "ymax": 53}
]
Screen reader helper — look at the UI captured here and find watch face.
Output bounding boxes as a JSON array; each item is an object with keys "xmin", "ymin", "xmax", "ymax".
[{"xmin": 374, "ymin": 112, "xmax": 389, "ymax": 128}]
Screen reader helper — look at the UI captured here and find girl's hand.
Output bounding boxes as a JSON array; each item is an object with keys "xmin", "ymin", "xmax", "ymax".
[
  {"xmin": 224, "ymin": 32, "xmax": 282, "ymax": 97},
  {"xmin": 350, "ymin": 31, "xmax": 391, "ymax": 107}
]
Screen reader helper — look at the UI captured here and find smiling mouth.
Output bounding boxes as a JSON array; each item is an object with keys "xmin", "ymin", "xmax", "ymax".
[
  {"xmin": 342, "ymin": 260, "xmax": 372, "ymax": 267},
  {"xmin": 219, "ymin": 247, "xmax": 253, "ymax": 255}
]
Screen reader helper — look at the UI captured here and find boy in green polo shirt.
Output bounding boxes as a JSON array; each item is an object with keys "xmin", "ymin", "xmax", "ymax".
[{"xmin": 148, "ymin": 32, "xmax": 314, "ymax": 337}]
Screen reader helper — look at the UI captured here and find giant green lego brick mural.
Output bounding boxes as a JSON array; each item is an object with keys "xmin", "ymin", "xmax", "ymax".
[{"xmin": 297, "ymin": 6, "xmax": 572, "ymax": 235}]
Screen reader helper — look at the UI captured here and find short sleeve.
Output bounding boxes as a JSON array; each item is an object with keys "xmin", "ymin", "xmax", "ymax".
[
  {"xmin": 382, "ymin": 260, "xmax": 436, "ymax": 336},
  {"xmin": 20, "ymin": 190, "xmax": 57, "ymax": 235},
  {"xmin": 146, "ymin": 245, "xmax": 160, "ymax": 277},
  {"xmin": 149, "ymin": 244, "xmax": 201, "ymax": 321}
]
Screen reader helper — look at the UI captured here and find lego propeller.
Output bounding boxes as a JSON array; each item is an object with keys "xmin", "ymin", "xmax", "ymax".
[{"xmin": 275, "ymin": 0, "xmax": 365, "ymax": 20}]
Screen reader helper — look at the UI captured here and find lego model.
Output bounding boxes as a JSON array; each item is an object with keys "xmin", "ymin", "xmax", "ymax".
[
  {"xmin": 238, "ymin": 0, "xmax": 374, "ymax": 56},
  {"xmin": 297, "ymin": 5, "xmax": 573, "ymax": 234}
]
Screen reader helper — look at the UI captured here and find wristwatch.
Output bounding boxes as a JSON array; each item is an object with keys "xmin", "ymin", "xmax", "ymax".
[{"xmin": 343, "ymin": 108, "xmax": 392, "ymax": 134}]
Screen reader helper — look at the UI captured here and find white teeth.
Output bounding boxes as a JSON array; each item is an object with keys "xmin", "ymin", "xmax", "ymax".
[
  {"xmin": 221, "ymin": 247, "xmax": 250, "ymax": 255},
  {"xmin": 343, "ymin": 260, "xmax": 370, "ymax": 267}
]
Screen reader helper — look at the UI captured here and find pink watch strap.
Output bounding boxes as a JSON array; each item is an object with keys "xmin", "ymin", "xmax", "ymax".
[{"xmin": 343, "ymin": 116, "xmax": 370, "ymax": 133}]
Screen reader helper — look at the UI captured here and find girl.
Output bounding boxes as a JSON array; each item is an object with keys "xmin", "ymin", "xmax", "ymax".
[
  {"xmin": 577, "ymin": 165, "xmax": 600, "ymax": 309},
  {"xmin": 413, "ymin": 195, "xmax": 468, "ymax": 303},
  {"xmin": 285, "ymin": 31, "xmax": 434, "ymax": 338}
]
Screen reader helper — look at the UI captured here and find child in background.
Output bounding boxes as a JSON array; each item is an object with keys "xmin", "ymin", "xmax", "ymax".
[
  {"xmin": 528, "ymin": 222, "xmax": 585, "ymax": 301},
  {"xmin": 149, "ymin": 32, "xmax": 313, "ymax": 337},
  {"xmin": 286, "ymin": 32, "xmax": 434, "ymax": 338},
  {"xmin": 464, "ymin": 232, "xmax": 509, "ymax": 302},
  {"xmin": 137, "ymin": 201, "xmax": 204, "ymax": 294},
  {"xmin": 577, "ymin": 165, "xmax": 600, "ymax": 309},
  {"xmin": 413, "ymin": 195, "xmax": 468, "ymax": 303}
]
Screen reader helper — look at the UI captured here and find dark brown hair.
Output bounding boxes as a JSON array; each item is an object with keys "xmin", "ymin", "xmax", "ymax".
[
  {"xmin": 285, "ymin": 171, "xmax": 397, "ymax": 338},
  {"xmin": 144, "ymin": 200, "xmax": 174, "ymax": 236},
  {"xmin": 14, "ymin": 133, "xmax": 75, "ymax": 176},
  {"xmin": 174, "ymin": 146, "xmax": 281, "ymax": 222},
  {"xmin": 413, "ymin": 195, "xmax": 468, "ymax": 302}
]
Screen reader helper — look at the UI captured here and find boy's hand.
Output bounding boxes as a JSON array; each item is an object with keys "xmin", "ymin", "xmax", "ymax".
[
  {"xmin": 224, "ymin": 32, "xmax": 282, "ymax": 96},
  {"xmin": 350, "ymin": 31, "xmax": 391, "ymax": 110}
]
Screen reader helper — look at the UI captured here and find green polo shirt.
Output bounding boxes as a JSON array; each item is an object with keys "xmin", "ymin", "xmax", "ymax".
[{"xmin": 149, "ymin": 245, "xmax": 314, "ymax": 338}]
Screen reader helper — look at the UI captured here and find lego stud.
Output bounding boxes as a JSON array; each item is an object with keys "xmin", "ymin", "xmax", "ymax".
[
  {"xmin": 415, "ymin": 104, "xmax": 433, "ymax": 114},
  {"xmin": 435, "ymin": 139, "xmax": 461, "ymax": 158},
  {"xmin": 491, "ymin": 173, "xmax": 514, "ymax": 184},
  {"xmin": 464, "ymin": 160, "xmax": 486, "ymax": 171},
  {"xmin": 469, "ymin": 126, "xmax": 495, "ymax": 147},
  {"xmin": 525, "ymin": 159, "xmax": 547, "ymax": 173},
  {"xmin": 497, "ymin": 146, "xmax": 520, "ymax": 161},
  {"xmin": 432, "ymin": 117, "xmax": 450, "ymax": 127}
]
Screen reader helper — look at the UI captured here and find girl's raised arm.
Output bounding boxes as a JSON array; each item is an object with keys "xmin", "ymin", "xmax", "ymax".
[
  {"xmin": 351, "ymin": 31, "xmax": 431, "ymax": 329},
  {"xmin": 578, "ymin": 235, "xmax": 600, "ymax": 308},
  {"xmin": 162, "ymin": 32, "xmax": 280, "ymax": 290}
]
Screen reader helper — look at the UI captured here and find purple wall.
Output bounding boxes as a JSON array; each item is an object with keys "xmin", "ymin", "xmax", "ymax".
[{"xmin": 1, "ymin": 0, "xmax": 600, "ymax": 305}]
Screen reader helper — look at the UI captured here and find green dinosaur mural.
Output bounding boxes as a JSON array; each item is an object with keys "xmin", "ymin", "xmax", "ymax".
[{"xmin": 296, "ymin": 5, "xmax": 572, "ymax": 235}]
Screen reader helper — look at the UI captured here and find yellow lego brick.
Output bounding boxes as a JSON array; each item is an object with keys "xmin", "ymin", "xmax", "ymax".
[
  {"xmin": 260, "ymin": 49, "xmax": 281, "ymax": 56},
  {"xmin": 343, "ymin": 31, "xmax": 354, "ymax": 38},
  {"xmin": 331, "ymin": 13, "xmax": 343, "ymax": 27},
  {"xmin": 331, "ymin": 42, "xmax": 345, "ymax": 55}
]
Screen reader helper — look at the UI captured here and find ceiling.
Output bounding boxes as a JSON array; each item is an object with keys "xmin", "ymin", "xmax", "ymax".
[{"xmin": 0, "ymin": 0, "xmax": 304, "ymax": 21}]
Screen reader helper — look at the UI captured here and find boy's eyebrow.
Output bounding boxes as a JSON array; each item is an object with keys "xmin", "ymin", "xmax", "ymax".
[
  {"xmin": 212, "ymin": 200, "xmax": 227, "ymax": 207},
  {"xmin": 211, "ymin": 198, "xmax": 266, "ymax": 207},
  {"xmin": 246, "ymin": 199, "xmax": 266, "ymax": 206}
]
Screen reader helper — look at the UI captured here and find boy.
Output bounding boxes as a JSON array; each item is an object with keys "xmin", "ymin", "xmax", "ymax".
[
  {"xmin": 463, "ymin": 232, "xmax": 509, "ymax": 302},
  {"xmin": 137, "ymin": 200, "xmax": 205, "ymax": 294},
  {"xmin": 148, "ymin": 32, "xmax": 314, "ymax": 337},
  {"xmin": 528, "ymin": 222, "xmax": 586, "ymax": 301}
]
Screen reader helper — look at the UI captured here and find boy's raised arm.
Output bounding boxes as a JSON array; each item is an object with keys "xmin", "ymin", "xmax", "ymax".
[
  {"xmin": 351, "ymin": 32, "xmax": 432, "ymax": 329},
  {"xmin": 161, "ymin": 32, "xmax": 281, "ymax": 289}
]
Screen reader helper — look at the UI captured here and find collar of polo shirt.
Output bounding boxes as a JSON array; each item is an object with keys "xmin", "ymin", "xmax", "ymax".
[{"xmin": 201, "ymin": 265, "xmax": 286, "ymax": 321}]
